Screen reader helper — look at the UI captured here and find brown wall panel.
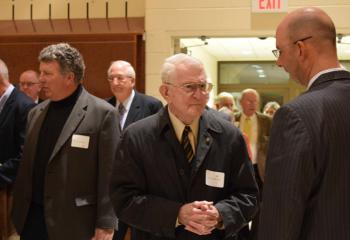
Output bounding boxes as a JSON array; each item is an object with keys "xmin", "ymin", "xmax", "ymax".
[{"xmin": 0, "ymin": 18, "xmax": 145, "ymax": 99}]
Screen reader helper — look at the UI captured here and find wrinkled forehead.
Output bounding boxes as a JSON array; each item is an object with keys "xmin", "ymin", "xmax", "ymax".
[
  {"xmin": 174, "ymin": 63, "xmax": 206, "ymax": 83},
  {"xmin": 20, "ymin": 72, "xmax": 38, "ymax": 82}
]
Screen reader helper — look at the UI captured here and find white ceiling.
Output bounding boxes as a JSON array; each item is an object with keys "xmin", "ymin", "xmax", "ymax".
[{"xmin": 180, "ymin": 36, "xmax": 350, "ymax": 61}]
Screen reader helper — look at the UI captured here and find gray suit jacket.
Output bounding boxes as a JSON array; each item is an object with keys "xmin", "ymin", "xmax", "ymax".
[
  {"xmin": 12, "ymin": 88, "xmax": 120, "ymax": 240},
  {"xmin": 259, "ymin": 70, "xmax": 350, "ymax": 240}
]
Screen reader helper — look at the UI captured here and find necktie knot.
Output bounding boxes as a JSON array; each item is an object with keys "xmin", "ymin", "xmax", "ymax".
[
  {"xmin": 118, "ymin": 103, "xmax": 126, "ymax": 129},
  {"xmin": 118, "ymin": 104, "xmax": 125, "ymax": 115}
]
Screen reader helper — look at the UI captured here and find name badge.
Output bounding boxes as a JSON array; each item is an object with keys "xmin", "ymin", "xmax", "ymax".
[
  {"xmin": 71, "ymin": 134, "xmax": 90, "ymax": 149},
  {"xmin": 206, "ymin": 170, "xmax": 225, "ymax": 188}
]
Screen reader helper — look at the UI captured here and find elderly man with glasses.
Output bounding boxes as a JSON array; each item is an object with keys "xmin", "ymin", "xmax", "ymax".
[
  {"xmin": 110, "ymin": 53, "xmax": 259, "ymax": 240},
  {"xmin": 106, "ymin": 60, "xmax": 162, "ymax": 132},
  {"xmin": 106, "ymin": 61, "xmax": 162, "ymax": 240},
  {"xmin": 19, "ymin": 70, "xmax": 42, "ymax": 103}
]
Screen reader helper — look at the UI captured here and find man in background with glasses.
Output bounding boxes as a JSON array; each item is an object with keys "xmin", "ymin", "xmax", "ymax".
[
  {"xmin": 107, "ymin": 60, "xmax": 162, "ymax": 132},
  {"xmin": 110, "ymin": 53, "xmax": 258, "ymax": 240},
  {"xmin": 19, "ymin": 70, "xmax": 42, "ymax": 103},
  {"xmin": 259, "ymin": 7, "xmax": 350, "ymax": 240},
  {"xmin": 106, "ymin": 61, "xmax": 162, "ymax": 240}
]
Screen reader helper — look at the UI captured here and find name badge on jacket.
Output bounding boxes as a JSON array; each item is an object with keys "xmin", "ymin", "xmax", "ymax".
[
  {"xmin": 206, "ymin": 170, "xmax": 225, "ymax": 188},
  {"xmin": 71, "ymin": 134, "xmax": 90, "ymax": 149}
]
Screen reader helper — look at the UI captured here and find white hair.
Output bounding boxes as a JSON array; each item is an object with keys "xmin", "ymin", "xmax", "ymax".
[
  {"xmin": 0, "ymin": 59, "xmax": 9, "ymax": 82},
  {"xmin": 108, "ymin": 60, "xmax": 136, "ymax": 79},
  {"xmin": 160, "ymin": 53, "xmax": 206, "ymax": 83}
]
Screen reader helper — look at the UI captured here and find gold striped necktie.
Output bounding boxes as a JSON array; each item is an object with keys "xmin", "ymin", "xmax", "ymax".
[
  {"xmin": 181, "ymin": 126, "xmax": 194, "ymax": 162},
  {"xmin": 243, "ymin": 117, "xmax": 252, "ymax": 141}
]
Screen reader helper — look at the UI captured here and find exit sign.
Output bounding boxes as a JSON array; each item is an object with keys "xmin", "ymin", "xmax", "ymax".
[{"xmin": 252, "ymin": 0, "xmax": 288, "ymax": 13}]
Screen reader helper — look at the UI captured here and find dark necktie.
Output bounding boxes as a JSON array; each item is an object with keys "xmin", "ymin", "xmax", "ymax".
[
  {"xmin": 181, "ymin": 126, "xmax": 194, "ymax": 162},
  {"xmin": 118, "ymin": 104, "xmax": 126, "ymax": 128}
]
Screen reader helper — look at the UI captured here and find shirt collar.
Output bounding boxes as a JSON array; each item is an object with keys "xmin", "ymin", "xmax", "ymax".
[
  {"xmin": 0, "ymin": 84, "xmax": 14, "ymax": 112},
  {"xmin": 307, "ymin": 67, "xmax": 346, "ymax": 90},
  {"xmin": 242, "ymin": 112, "xmax": 256, "ymax": 120},
  {"xmin": 168, "ymin": 107, "xmax": 199, "ymax": 143},
  {"xmin": 117, "ymin": 89, "xmax": 135, "ymax": 111}
]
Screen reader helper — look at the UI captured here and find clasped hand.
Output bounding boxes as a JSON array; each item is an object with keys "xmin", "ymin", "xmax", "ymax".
[{"xmin": 178, "ymin": 201, "xmax": 222, "ymax": 235}]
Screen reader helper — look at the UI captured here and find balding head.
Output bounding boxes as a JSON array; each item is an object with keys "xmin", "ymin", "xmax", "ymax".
[
  {"xmin": 217, "ymin": 92, "xmax": 235, "ymax": 110},
  {"xmin": 280, "ymin": 7, "xmax": 336, "ymax": 48},
  {"xmin": 240, "ymin": 89, "xmax": 259, "ymax": 117},
  {"xmin": 19, "ymin": 70, "xmax": 41, "ymax": 101},
  {"xmin": 275, "ymin": 7, "xmax": 339, "ymax": 86},
  {"xmin": 107, "ymin": 60, "xmax": 136, "ymax": 102}
]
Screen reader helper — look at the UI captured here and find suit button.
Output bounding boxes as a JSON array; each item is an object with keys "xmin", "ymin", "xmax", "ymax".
[{"xmin": 179, "ymin": 169, "xmax": 185, "ymax": 176}]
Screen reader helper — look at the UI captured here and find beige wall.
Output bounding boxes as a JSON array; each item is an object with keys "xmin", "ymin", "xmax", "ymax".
[
  {"xmin": 145, "ymin": 0, "xmax": 350, "ymax": 101},
  {"xmin": 2, "ymin": 0, "xmax": 350, "ymax": 100}
]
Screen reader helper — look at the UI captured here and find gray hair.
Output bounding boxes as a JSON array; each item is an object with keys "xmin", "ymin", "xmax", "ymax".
[
  {"xmin": 0, "ymin": 59, "xmax": 9, "ymax": 82},
  {"xmin": 161, "ymin": 53, "xmax": 205, "ymax": 83},
  {"xmin": 263, "ymin": 101, "xmax": 281, "ymax": 112},
  {"xmin": 240, "ymin": 88, "xmax": 260, "ymax": 101},
  {"xmin": 107, "ymin": 60, "xmax": 136, "ymax": 79},
  {"xmin": 217, "ymin": 92, "xmax": 234, "ymax": 101},
  {"xmin": 38, "ymin": 43, "xmax": 85, "ymax": 83}
]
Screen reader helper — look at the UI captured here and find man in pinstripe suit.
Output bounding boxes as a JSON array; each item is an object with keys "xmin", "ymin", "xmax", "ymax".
[{"xmin": 259, "ymin": 7, "xmax": 350, "ymax": 240}]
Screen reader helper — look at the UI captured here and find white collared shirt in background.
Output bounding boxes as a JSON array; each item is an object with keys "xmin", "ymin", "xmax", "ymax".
[{"xmin": 116, "ymin": 89, "xmax": 135, "ymax": 130}]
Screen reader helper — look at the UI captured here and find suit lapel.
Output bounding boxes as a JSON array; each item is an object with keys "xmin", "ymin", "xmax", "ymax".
[
  {"xmin": 256, "ymin": 113, "xmax": 263, "ymax": 142},
  {"xmin": 191, "ymin": 116, "xmax": 213, "ymax": 177},
  {"xmin": 124, "ymin": 91, "xmax": 141, "ymax": 128},
  {"xmin": 0, "ymin": 89, "xmax": 16, "ymax": 127},
  {"xmin": 25, "ymin": 102, "xmax": 50, "ymax": 173},
  {"xmin": 48, "ymin": 89, "xmax": 88, "ymax": 163}
]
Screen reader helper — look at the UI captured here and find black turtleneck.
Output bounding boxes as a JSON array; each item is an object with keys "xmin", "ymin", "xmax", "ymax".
[{"xmin": 32, "ymin": 85, "xmax": 82, "ymax": 204}]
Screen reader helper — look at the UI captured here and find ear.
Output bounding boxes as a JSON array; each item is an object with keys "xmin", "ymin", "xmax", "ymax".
[
  {"xmin": 296, "ymin": 41, "xmax": 308, "ymax": 59},
  {"xmin": 159, "ymin": 84, "xmax": 169, "ymax": 101},
  {"xmin": 65, "ymin": 72, "xmax": 76, "ymax": 86},
  {"xmin": 130, "ymin": 77, "xmax": 136, "ymax": 87}
]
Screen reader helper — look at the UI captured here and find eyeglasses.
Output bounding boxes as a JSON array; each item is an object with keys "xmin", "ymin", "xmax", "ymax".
[
  {"xmin": 107, "ymin": 74, "xmax": 132, "ymax": 82},
  {"xmin": 272, "ymin": 36, "xmax": 313, "ymax": 58},
  {"xmin": 165, "ymin": 82, "xmax": 213, "ymax": 93},
  {"xmin": 19, "ymin": 82, "xmax": 40, "ymax": 87}
]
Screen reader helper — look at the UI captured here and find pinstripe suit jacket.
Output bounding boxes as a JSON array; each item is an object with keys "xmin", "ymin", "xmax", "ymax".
[{"xmin": 259, "ymin": 70, "xmax": 350, "ymax": 240}]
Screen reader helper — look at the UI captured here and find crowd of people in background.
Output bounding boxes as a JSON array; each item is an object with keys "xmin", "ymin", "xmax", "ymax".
[{"xmin": 0, "ymin": 6, "xmax": 350, "ymax": 240}]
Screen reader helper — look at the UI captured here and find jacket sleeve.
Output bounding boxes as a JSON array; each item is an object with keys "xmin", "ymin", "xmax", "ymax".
[
  {"xmin": 258, "ymin": 106, "xmax": 314, "ymax": 240},
  {"xmin": 110, "ymin": 131, "xmax": 182, "ymax": 238},
  {"xmin": 0, "ymin": 100, "xmax": 35, "ymax": 188},
  {"xmin": 215, "ymin": 132, "xmax": 259, "ymax": 238},
  {"xmin": 96, "ymin": 109, "xmax": 120, "ymax": 228}
]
